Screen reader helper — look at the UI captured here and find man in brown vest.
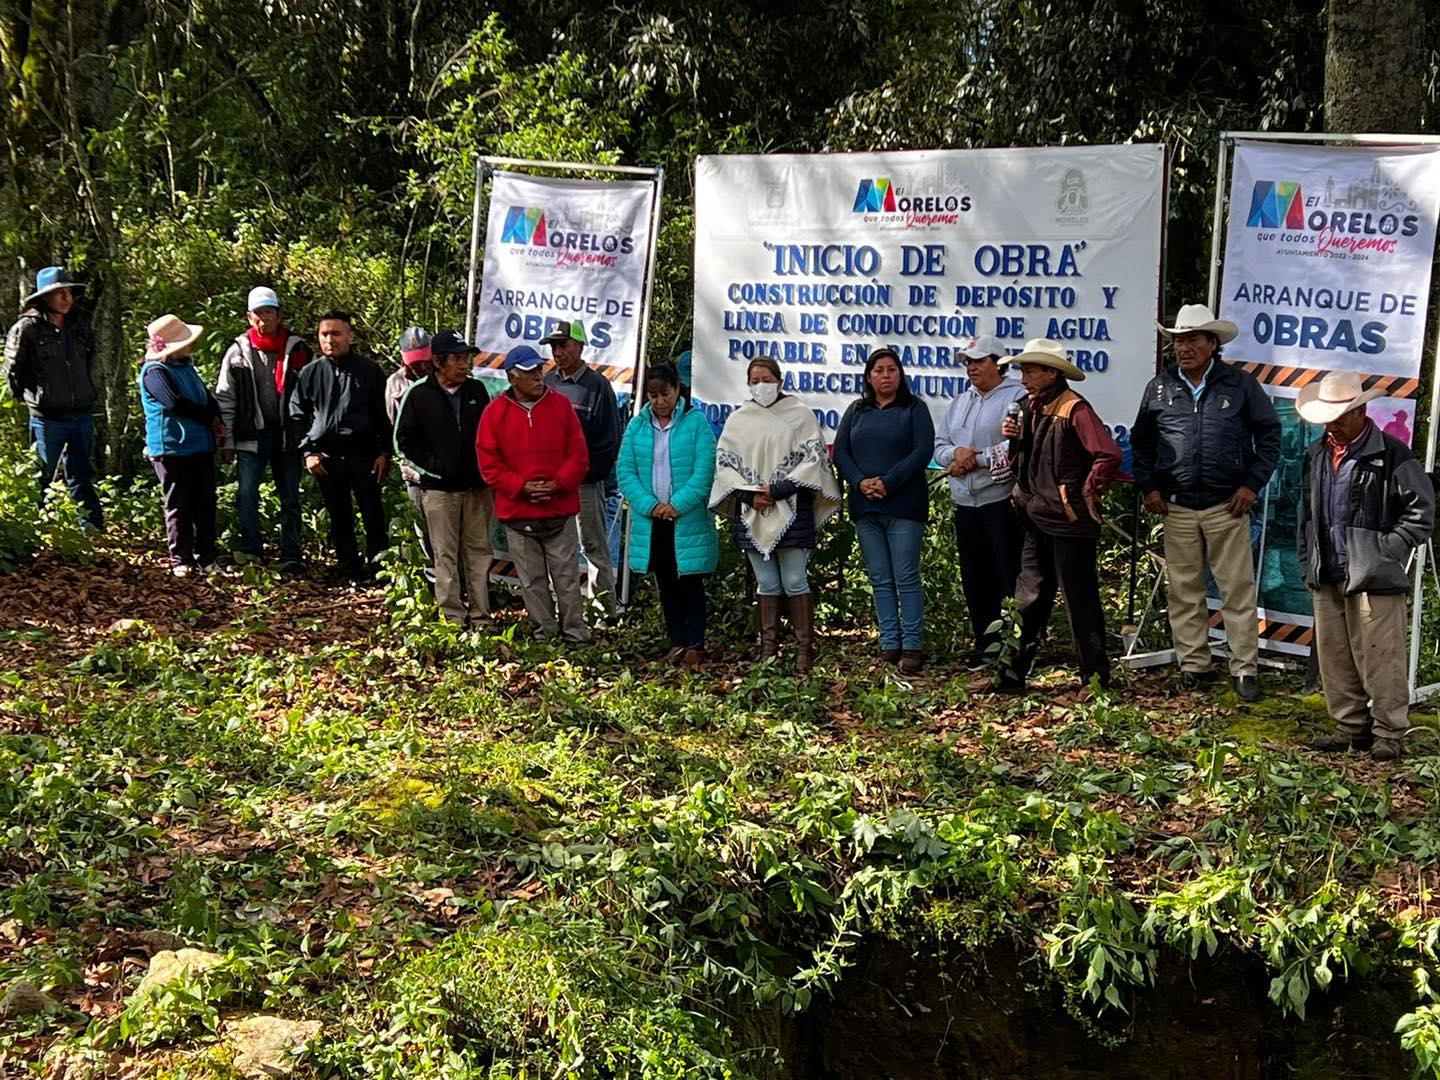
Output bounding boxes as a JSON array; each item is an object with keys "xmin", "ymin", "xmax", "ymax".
[{"xmin": 998, "ymin": 338, "xmax": 1122, "ymax": 691}]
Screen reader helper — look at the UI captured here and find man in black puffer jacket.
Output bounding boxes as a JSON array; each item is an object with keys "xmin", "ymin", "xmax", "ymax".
[
  {"xmin": 3, "ymin": 266, "xmax": 103, "ymax": 528},
  {"xmin": 1132, "ymin": 304, "xmax": 1281, "ymax": 702},
  {"xmin": 393, "ymin": 329, "xmax": 494, "ymax": 626}
]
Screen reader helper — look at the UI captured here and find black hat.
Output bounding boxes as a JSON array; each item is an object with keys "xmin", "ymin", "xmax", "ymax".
[{"xmin": 431, "ymin": 329, "xmax": 480, "ymax": 356}]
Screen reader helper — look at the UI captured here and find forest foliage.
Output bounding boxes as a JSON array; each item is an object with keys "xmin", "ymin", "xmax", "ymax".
[{"xmin": 1, "ymin": 0, "xmax": 1387, "ymax": 470}]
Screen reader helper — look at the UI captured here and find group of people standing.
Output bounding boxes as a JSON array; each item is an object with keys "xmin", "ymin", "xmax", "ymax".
[{"xmin": 4, "ymin": 267, "xmax": 1434, "ymax": 760}]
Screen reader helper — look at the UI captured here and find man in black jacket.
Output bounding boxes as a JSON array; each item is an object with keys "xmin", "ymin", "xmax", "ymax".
[
  {"xmin": 1132, "ymin": 304, "xmax": 1281, "ymax": 701},
  {"xmin": 3, "ymin": 266, "xmax": 103, "ymax": 528},
  {"xmin": 288, "ymin": 311, "xmax": 391, "ymax": 580},
  {"xmin": 393, "ymin": 329, "xmax": 494, "ymax": 626},
  {"xmin": 544, "ymin": 320, "xmax": 621, "ymax": 615}
]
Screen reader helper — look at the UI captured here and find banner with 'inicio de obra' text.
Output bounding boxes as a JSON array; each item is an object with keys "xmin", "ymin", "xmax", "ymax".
[{"xmin": 692, "ymin": 145, "xmax": 1165, "ymax": 441}]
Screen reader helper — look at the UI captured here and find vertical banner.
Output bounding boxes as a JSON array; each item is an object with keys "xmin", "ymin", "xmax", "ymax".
[
  {"xmin": 692, "ymin": 146, "xmax": 1165, "ymax": 445},
  {"xmin": 1218, "ymin": 140, "xmax": 1440, "ymax": 654},
  {"xmin": 472, "ymin": 170, "xmax": 657, "ymax": 395}
]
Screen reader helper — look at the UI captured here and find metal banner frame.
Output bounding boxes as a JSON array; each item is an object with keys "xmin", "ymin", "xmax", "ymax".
[
  {"xmin": 1131, "ymin": 130, "xmax": 1440, "ymax": 701},
  {"xmin": 462, "ymin": 154, "xmax": 666, "ymax": 604}
]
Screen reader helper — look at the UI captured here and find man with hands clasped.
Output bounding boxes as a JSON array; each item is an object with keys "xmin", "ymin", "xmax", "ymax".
[
  {"xmin": 475, "ymin": 344, "xmax": 591, "ymax": 643},
  {"xmin": 287, "ymin": 310, "xmax": 392, "ymax": 581},
  {"xmin": 1130, "ymin": 304, "xmax": 1281, "ymax": 702}
]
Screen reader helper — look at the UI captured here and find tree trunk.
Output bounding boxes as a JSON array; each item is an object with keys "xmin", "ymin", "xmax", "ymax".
[
  {"xmin": 64, "ymin": 0, "xmax": 133, "ymax": 471},
  {"xmin": 1325, "ymin": 0, "xmax": 1426, "ymax": 132}
]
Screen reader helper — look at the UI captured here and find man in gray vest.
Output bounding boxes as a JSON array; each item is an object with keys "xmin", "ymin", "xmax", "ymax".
[{"xmin": 215, "ymin": 286, "xmax": 312, "ymax": 568}]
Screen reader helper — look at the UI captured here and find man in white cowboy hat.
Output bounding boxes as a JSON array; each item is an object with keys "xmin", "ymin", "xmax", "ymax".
[
  {"xmin": 214, "ymin": 286, "xmax": 313, "ymax": 569},
  {"xmin": 1297, "ymin": 371, "xmax": 1433, "ymax": 762},
  {"xmin": 1132, "ymin": 303, "xmax": 1281, "ymax": 702},
  {"xmin": 3, "ymin": 265, "xmax": 103, "ymax": 528},
  {"xmin": 997, "ymin": 338, "xmax": 1122, "ymax": 691}
]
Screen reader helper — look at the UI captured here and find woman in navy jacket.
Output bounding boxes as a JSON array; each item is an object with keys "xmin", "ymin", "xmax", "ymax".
[{"xmin": 834, "ymin": 348, "xmax": 934, "ymax": 672}]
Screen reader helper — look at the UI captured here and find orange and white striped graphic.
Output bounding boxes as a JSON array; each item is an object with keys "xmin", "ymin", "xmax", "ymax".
[{"xmin": 1234, "ymin": 360, "xmax": 1420, "ymax": 400}]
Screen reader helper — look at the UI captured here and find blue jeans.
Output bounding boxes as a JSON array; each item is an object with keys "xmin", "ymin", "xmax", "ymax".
[
  {"xmin": 235, "ymin": 428, "xmax": 302, "ymax": 562},
  {"xmin": 855, "ymin": 514, "xmax": 925, "ymax": 651},
  {"xmin": 746, "ymin": 547, "xmax": 811, "ymax": 596},
  {"xmin": 29, "ymin": 414, "xmax": 103, "ymax": 527}
]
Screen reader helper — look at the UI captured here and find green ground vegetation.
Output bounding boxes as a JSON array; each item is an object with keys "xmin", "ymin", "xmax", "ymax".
[{"xmin": 3, "ymin": 484, "xmax": 1440, "ymax": 1078}]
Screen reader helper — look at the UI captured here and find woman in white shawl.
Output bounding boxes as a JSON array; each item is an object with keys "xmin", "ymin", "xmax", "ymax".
[{"xmin": 709, "ymin": 356, "xmax": 841, "ymax": 673}]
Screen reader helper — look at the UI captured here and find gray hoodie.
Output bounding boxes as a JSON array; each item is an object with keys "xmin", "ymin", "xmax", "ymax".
[{"xmin": 934, "ymin": 378, "xmax": 1027, "ymax": 508}]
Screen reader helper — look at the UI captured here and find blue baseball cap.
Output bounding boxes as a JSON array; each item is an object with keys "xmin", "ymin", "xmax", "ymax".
[
  {"xmin": 503, "ymin": 344, "xmax": 546, "ymax": 371},
  {"xmin": 25, "ymin": 266, "xmax": 83, "ymax": 307}
]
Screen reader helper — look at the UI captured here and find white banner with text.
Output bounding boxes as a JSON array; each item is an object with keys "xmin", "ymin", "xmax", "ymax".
[{"xmin": 692, "ymin": 145, "xmax": 1165, "ymax": 443}]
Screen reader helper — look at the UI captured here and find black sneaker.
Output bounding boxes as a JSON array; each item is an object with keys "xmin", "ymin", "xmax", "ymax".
[
  {"xmin": 964, "ymin": 650, "xmax": 989, "ymax": 671},
  {"xmin": 1178, "ymin": 668, "xmax": 1218, "ymax": 690},
  {"xmin": 1233, "ymin": 675, "xmax": 1262, "ymax": 703}
]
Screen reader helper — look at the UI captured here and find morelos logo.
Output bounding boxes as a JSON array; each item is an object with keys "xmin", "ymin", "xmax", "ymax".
[
  {"xmin": 853, "ymin": 178, "xmax": 898, "ymax": 213},
  {"xmin": 502, "ymin": 206, "xmax": 549, "ymax": 245},
  {"xmin": 1245, "ymin": 175, "xmax": 1419, "ymax": 248},
  {"xmin": 851, "ymin": 176, "xmax": 972, "ymax": 228},
  {"xmin": 499, "ymin": 205, "xmax": 636, "ymax": 256},
  {"xmin": 1246, "ymin": 181, "xmax": 1306, "ymax": 229}
]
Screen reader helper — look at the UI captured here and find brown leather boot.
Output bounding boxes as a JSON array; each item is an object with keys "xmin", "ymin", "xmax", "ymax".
[
  {"xmin": 758, "ymin": 596, "xmax": 783, "ymax": 661},
  {"xmin": 789, "ymin": 593, "xmax": 816, "ymax": 674}
]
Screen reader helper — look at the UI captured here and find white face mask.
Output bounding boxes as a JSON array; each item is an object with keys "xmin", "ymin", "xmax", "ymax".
[{"xmin": 749, "ymin": 382, "xmax": 779, "ymax": 407}]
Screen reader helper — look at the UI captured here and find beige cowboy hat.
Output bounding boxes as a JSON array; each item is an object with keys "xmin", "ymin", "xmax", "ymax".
[
  {"xmin": 998, "ymin": 337, "xmax": 1085, "ymax": 381},
  {"xmin": 1157, "ymin": 303, "xmax": 1238, "ymax": 344},
  {"xmin": 1296, "ymin": 370, "xmax": 1389, "ymax": 425},
  {"xmin": 145, "ymin": 314, "xmax": 204, "ymax": 361}
]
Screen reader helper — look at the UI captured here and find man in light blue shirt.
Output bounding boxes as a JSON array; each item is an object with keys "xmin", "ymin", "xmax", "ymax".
[{"xmin": 934, "ymin": 335, "xmax": 1028, "ymax": 668}]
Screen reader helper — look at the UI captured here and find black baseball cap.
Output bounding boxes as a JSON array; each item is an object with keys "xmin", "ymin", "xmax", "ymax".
[{"xmin": 430, "ymin": 329, "xmax": 480, "ymax": 356}]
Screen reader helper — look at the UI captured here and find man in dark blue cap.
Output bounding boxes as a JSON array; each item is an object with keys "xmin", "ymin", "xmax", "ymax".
[{"xmin": 3, "ymin": 266, "xmax": 103, "ymax": 528}]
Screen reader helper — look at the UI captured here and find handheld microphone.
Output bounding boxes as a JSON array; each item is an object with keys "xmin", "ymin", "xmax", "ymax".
[{"xmin": 1005, "ymin": 400, "xmax": 1025, "ymax": 457}]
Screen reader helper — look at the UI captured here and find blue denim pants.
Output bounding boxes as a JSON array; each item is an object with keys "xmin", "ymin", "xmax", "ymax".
[
  {"xmin": 29, "ymin": 413, "xmax": 103, "ymax": 527},
  {"xmin": 746, "ymin": 547, "xmax": 811, "ymax": 596},
  {"xmin": 235, "ymin": 428, "xmax": 302, "ymax": 562},
  {"xmin": 854, "ymin": 513, "xmax": 925, "ymax": 651}
]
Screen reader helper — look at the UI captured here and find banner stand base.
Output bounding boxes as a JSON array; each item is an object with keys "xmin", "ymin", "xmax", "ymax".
[{"xmin": 1122, "ymin": 645, "xmax": 1301, "ymax": 674}]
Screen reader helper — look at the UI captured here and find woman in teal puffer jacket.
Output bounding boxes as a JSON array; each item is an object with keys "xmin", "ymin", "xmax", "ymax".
[{"xmin": 617, "ymin": 361, "xmax": 718, "ymax": 666}]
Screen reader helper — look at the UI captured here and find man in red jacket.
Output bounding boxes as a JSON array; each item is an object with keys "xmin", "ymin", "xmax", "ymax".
[{"xmin": 476, "ymin": 344, "xmax": 591, "ymax": 642}]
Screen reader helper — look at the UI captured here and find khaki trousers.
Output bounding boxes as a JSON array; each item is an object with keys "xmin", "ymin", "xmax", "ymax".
[
  {"xmin": 1312, "ymin": 583, "xmax": 1410, "ymax": 740},
  {"xmin": 420, "ymin": 488, "xmax": 494, "ymax": 625},
  {"xmin": 1163, "ymin": 501, "xmax": 1260, "ymax": 676},
  {"xmin": 505, "ymin": 520, "xmax": 591, "ymax": 643},
  {"xmin": 576, "ymin": 481, "xmax": 617, "ymax": 614}
]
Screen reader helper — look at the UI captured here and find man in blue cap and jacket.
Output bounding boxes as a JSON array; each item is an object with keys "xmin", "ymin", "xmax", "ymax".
[{"xmin": 3, "ymin": 266, "xmax": 103, "ymax": 528}]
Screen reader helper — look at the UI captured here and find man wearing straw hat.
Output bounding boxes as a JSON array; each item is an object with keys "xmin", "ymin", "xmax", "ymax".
[
  {"xmin": 1297, "ymin": 371, "xmax": 1434, "ymax": 762},
  {"xmin": 1132, "ymin": 303, "xmax": 1281, "ymax": 702},
  {"xmin": 998, "ymin": 338, "xmax": 1122, "ymax": 691},
  {"xmin": 3, "ymin": 266, "xmax": 104, "ymax": 529}
]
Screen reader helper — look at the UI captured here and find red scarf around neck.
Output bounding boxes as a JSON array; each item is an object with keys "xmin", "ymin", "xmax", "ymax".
[{"xmin": 248, "ymin": 326, "xmax": 293, "ymax": 393}]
